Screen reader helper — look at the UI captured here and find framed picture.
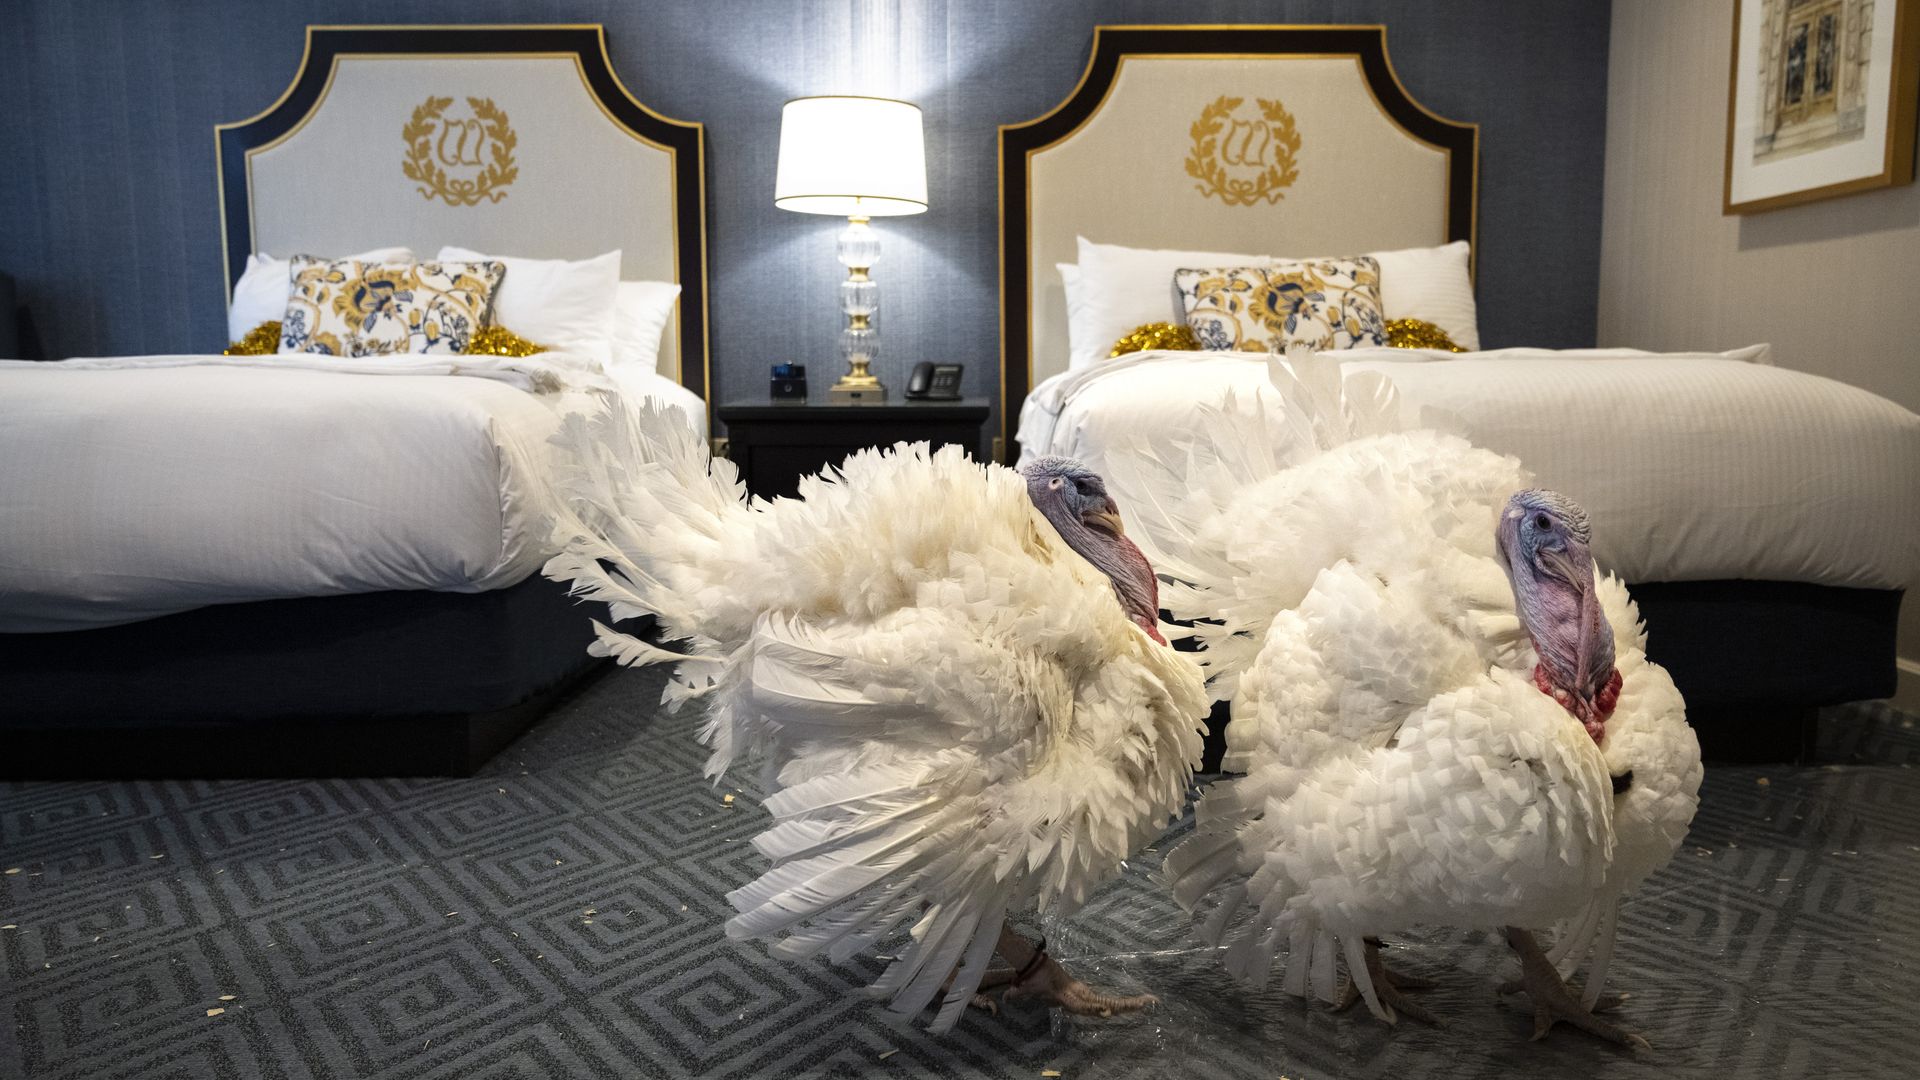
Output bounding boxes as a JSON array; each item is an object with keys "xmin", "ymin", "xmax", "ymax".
[{"xmin": 1724, "ymin": 0, "xmax": 1920, "ymax": 214}]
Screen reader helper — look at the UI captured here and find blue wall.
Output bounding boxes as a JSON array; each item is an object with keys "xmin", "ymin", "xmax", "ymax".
[{"xmin": 0, "ymin": 1, "xmax": 1612, "ymax": 426}]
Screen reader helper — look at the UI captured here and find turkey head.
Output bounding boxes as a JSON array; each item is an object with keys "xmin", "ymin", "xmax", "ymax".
[
  {"xmin": 1495, "ymin": 488, "xmax": 1620, "ymax": 741},
  {"xmin": 1022, "ymin": 456, "xmax": 1165, "ymax": 644}
]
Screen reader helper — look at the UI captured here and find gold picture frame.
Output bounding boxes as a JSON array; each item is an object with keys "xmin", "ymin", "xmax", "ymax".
[{"xmin": 1724, "ymin": 0, "xmax": 1920, "ymax": 214}]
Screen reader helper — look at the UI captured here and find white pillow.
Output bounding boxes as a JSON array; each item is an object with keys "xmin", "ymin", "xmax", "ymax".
[
  {"xmin": 228, "ymin": 247, "xmax": 411, "ymax": 343},
  {"xmin": 611, "ymin": 280, "xmax": 682, "ymax": 373},
  {"xmin": 1058, "ymin": 263, "xmax": 1098, "ymax": 366},
  {"xmin": 437, "ymin": 247, "xmax": 621, "ymax": 363},
  {"xmin": 1355, "ymin": 240, "xmax": 1479, "ymax": 351},
  {"xmin": 1072, "ymin": 237, "xmax": 1273, "ymax": 369},
  {"xmin": 1068, "ymin": 237, "xmax": 1484, "ymax": 359}
]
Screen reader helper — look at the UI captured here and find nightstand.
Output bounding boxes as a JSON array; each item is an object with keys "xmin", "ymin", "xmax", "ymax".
[{"xmin": 717, "ymin": 399, "xmax": 992, "ymax": 500}]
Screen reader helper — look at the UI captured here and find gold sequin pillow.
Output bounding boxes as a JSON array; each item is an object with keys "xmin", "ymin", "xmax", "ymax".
[
  {"xmin": 1109, "ymin": 321, "xmax": 1199, "ymax": 358},
  {"xmin": 1385, "ymin": 317, "xmax": 1466, "ymax": 352},
  {"xmin": 223, "ymin": 321, "xmax": 282, "ymax": 356},
  {"xmin": 278, "ymin": 257, "xmax": 504, "ymax": 357},
  {"xmin": 464, "ymin": 325, "xmax": 549, "ymax": 357},
  {"xmin": 1174, "ymin": 257, "xmax": 1387, "ymax": 353}
]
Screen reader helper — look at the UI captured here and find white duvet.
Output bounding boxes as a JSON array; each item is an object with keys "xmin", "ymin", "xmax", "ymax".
[
  {"xmin": 0, "ymin": 352, "xmax": 705, "ymax": 632},
  {"xmin": 1019, "ymin": 347, "xmax": 1920, "ymax": 591}
]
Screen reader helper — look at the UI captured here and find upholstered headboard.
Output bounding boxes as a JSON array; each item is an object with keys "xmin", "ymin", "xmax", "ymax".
[
  {"xmin": 215, "ymin": 25, "xmax": 709, "ymax": 410},
  {"xmin": 999, "ymin": 25, "xmax": 1477, "ymax": 456}
]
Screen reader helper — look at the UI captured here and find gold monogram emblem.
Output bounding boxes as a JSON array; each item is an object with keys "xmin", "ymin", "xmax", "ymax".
[
  {"xmin": 402, "ymin": 96, "xmax": 518, "ymax": 206},
  {"xmin": 1185, "ymin": 96, "xmax": 1301, "ymax": 206}
]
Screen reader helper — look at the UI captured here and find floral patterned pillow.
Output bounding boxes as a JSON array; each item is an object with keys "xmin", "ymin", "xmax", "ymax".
[
  {"xmin": 278, "ymin": 257, "xmax": 504, "ymax": 357},
  {"xmin": 1174, "ymin": 257, "xmax": 1387, "ymax": 353}
]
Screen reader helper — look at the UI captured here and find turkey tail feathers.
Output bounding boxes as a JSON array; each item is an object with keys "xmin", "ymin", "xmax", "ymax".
[
  {"xmin": 584, "ymin": 619, "xmax": 715, "ymax": 669},
  {"xmin": 1096, "ymin": 392, "xmax": 1300, "ymax": 700},
  {"xmin": 1265, "ymin": 343, "xmax": 1405, "ymax": 452},
  {"xmin": 1100, "ymin": 349, "xmax": 1416, "ymax": 700},
  {"xmin": 542, "ymin": 393, "xmax": 748, "ymax": 697},
  {"xmin": 1093, "ymin": 395, "xmax": 1278, "ymax": 599}
]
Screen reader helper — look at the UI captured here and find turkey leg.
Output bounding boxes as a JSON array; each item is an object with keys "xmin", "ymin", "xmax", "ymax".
[
  {"xmin": 976, "ymin": 924, "xmax": 1158, "ymax": 1018},
  {"xmin": 1499, "ymin": 926, "xmax": 1648, "ymax": 1049}
]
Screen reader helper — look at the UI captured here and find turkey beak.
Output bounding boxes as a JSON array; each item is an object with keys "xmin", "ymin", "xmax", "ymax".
[
  {"xmin": 1535, "ymin": 546, "xmax": 1584, "ymax": 588},
  {"xmin": 1083, "ymin": 504, "xmax": 1125, "ymax": 538}
]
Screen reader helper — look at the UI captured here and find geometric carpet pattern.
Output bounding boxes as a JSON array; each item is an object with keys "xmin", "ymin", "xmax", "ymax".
[{"xmin": 4, "ymin": 672, "xmax": 1917, "ymax": 1079}]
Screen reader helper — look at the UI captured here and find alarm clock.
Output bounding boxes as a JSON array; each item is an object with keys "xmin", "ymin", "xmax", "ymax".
[{"xmin": 770, "ymin": 363, "xmax": 807, "ymax": 400}]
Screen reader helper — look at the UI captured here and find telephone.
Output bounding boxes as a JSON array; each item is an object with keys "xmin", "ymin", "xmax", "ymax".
[{"xmin": 905, "ymin": 362, "xmax": 963, "ymax": 400}]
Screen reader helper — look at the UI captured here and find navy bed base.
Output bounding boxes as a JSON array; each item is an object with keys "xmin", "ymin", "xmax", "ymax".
[
  {"xmin": 3, "ymin": 578, "xmax": 1898, "ymax": 777},
  {"xmin": 0, "ymin": 574, "xmax": 609, "ymax": 779},
  {"xmin": 1628, "ymin": 579, "xmax": 1901, "ymax": 762},
  {"xmin": 1181, "ymin": 579, "xmax": 1902, "ymax": 770}
]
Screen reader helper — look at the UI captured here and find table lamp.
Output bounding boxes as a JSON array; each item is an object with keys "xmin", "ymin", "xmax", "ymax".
[{"xmin": 774, "ymin": 95, "xmax": 928, "ymax": 402}]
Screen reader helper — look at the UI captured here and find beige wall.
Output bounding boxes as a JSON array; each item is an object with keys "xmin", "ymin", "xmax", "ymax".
[{"xmin": 1599, "ymin": 0, "xmax": 1920, "ymax": 707}]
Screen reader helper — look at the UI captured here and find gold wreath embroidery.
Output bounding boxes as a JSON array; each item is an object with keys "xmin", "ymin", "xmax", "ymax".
[
  {"xmin": 402, "ymin": 96, "xmax": 519, "ymax": 207},
  {"xmin": 1185, "ymin": 95, "xmax": 1301, "ymax": 206}
]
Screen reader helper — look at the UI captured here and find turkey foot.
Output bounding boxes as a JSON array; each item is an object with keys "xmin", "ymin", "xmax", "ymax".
[
  {"xmin": 991, "ymin": 926, "xmax": 1158, "ymax": 1018},
  {"xmin": 1334, "ymin": 937, "xmax": 1444, "ymax": 1026},
  {"xmin": 935, "ymin": 965, "xmax": 1007, "ymax": 1016},
  {"xmin": 1499, "ymin": 927, "xmax": 1649, "ymax": 1050}
]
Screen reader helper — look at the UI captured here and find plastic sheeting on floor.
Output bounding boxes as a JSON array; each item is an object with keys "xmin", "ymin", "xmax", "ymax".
[{"xmin": 2, "ymin": 674, "xmax": 1913, "ymax": 1079}]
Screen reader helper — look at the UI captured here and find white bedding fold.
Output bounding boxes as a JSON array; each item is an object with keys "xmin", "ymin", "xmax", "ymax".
[
  {"xmin": 1, "ymin": 350, "xmax": 609, "ymax": 395},
  {"xmin": 0, "ymin": 353, "xmax": 699, "ymax": 632},
  {"xmin": 1019, "ymin": 347, "xmax": 1920, "ymax": 590}
]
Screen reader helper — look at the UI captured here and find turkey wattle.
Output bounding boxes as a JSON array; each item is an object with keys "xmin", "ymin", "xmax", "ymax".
[{"xmin": 541, "ymin": 398, "xmax": 1208, "ymax": 1031}]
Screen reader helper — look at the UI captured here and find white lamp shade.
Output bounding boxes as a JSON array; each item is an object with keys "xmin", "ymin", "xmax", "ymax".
[{"xmin": 775, "ymin": 96, "xmax": 928, "ymax": 217}]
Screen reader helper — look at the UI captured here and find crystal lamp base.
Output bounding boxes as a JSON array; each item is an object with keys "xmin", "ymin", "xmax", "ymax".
[{"xmin": 831, "ymin": 217, "xmax": 887, "ymax": 402}]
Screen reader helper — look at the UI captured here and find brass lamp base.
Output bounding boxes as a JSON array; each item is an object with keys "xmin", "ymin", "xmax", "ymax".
[
  {"xmin": 829, "ymin": 377, "xmax": 887, "ymax": 403},
  {"xmin": 829, "ymin": 353, "xmax": 887, "ymax": 403}
]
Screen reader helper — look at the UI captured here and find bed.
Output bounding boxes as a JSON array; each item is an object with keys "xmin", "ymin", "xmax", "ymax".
[
  {"xmin": 0, "ymin": 26, "xmax": 710, "ymax": 778},
  {"xmin": 998, "ymin": 26, "xmax": 1918, "ymax": 761}
]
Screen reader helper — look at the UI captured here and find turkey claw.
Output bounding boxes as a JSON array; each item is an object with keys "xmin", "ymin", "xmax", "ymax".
[
  {"xmin": 1520, "ymin": 999, "xmax": 1650, "ymax": 1053},
  {"xmin": 1003, "ymin": 954, "xmax": 1157, "ymax": 1018},
  {"xmin": 1501, "ymin": 928, "xmax": 1649, "ymax": 1050},
  {"xmin": 1497, "ymin": 979, "xmax": 1627, "ymax": 1014},
  {"xmin": 1500, "ymin": 977, "xmax": 1647, "ymax": 1048},
  {"xmin": 970, "ymin": 993, "xmax": 999, "ymax": 1016}
]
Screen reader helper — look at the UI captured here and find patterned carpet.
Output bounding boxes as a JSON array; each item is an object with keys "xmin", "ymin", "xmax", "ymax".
[{"xmin": 3, "ymin": 671, "xmax": 1917, "ymax": 1080}]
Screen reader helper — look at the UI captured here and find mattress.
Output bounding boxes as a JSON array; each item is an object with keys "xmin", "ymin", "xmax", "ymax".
[
  {"xmin": 1018, "ymin": 347, "xmax": 1920, "ymax": 591},
  {"xmin": 0, "ymin": 353, "xmax": 704, "ymax": 632}
]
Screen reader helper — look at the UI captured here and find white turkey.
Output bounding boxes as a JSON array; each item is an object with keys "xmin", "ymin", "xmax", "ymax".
[
  {"xmin": 541, "ymin": 397, "xmax": 1209, "ymax": 1031},
  {"xmin": 1102, "ymin": 352, "xmax": 1702, "ymax": 1046}
]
